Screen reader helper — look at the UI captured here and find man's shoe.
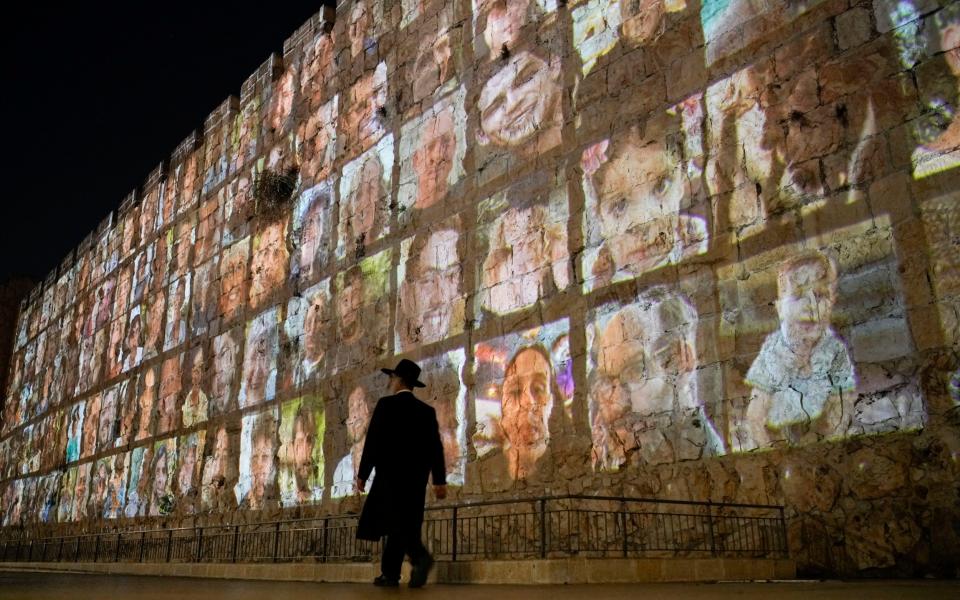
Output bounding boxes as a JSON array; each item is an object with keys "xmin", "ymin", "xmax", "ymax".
[
  {"xmin": 373, "ymin": 575, "xmax": 399, "ymax": 587},
  {"xmin": 408, "ymin": 554, "xmax": 434, "ymax": 588}
]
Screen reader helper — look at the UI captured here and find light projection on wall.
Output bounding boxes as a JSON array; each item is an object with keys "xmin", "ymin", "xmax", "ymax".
[{"xmin": 1, "ymin": 0, "xmax": 955, "ymax": 527}]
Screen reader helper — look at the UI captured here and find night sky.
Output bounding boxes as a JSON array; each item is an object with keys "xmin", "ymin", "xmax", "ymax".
[{"xmin": 0, "ymin": 3, "xmax": 329, "ymax": 284}]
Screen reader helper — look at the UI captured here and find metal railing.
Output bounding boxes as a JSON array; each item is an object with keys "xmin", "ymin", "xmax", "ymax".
[{"xmin": 0, "ymin": 495, "xmax": 787, "ymax": 564}]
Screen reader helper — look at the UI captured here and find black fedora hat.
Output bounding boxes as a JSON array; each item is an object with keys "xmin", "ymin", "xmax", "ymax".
[{"xmin": 381, "ymin": 359, "xmax": 426, "ymax": 388}]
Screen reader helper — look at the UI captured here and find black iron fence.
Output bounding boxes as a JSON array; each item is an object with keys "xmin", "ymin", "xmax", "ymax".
[{"xmin": 0, "ymin": 495, "xmax": 787, "ymax": 564}]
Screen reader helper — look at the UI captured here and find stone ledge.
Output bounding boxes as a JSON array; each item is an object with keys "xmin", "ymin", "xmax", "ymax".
[{"xmin": 0, "ymin": 557, "xmax": 796, "ymax": 584}]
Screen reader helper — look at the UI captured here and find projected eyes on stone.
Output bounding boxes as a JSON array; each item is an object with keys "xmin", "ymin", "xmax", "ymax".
[
  {"xmin": 474, "ymin": 320, "xmax": 572, "ymax": 484},
  {"xmin": 236, "ymin": 408, "xmax": 278, "ymax": 510},
  {"xmin": 476, "ymin": 176, "xmax": 570, "ymax": 320},
  {"xmin": 396, "ymin": 218, "xmax": 465, "ymax": 352},
  {"xmin": 336, "ymin": 136, "xmax": 393, "ymax": 259},
  {"xmin": 239, "ymin": 307, "xmax": 280, "ymax": 410},
  {"xmin": 587, "ymin": 288, "xmax": 724, "ymax": 472},
  {"xmin": 290, "ymin": 182, "xmax": 335, "ymax": 288},
  {"xmin": 278, "ymin": 396, "xmax": 325, "ymax": 507}
]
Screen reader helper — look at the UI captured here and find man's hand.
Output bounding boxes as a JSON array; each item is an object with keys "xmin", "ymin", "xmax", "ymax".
[
  {"xmin": 356, "ymin": 479, "xmax": 366, "ymax": 495},
  {"xmin": 433, "ymin": 484, "xmax": 447, "ymax": 500}
]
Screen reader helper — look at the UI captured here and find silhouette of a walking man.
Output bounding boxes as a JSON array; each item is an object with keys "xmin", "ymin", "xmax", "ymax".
[{"xmin": 356, "ymin": 359, "xmax": 447, "ymax": 587}]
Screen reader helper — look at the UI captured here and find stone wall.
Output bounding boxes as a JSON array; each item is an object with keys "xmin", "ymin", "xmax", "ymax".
[{"xmin": 1, "ymin": 0, "xmax": 958, "ymax": 577}]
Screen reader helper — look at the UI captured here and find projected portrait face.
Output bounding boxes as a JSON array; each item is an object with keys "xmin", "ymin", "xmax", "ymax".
[
  {"xmin": 349, "ymin": 0, "xmax": 374, "ymax": 58},
  {"xmin": 81, "ymin": 395, "xmax": 100, "ymax": 459},
  {"xmin": 58, "ymin": 468, "xmax": 77, "ymax": 522},
  {"xmin": 269, "ymin": 68, "xmax": 296, "ymax": 132},
  {"xmin": 124, "ymin": 446, "xmax": 150, "ymax": 518},
  {"xmin": 572, "ymin": 0, "xmax": 622, "ymax": 75},
  {"xmin": 136, "ymin": 367, "xmax": 157, "ymax": 441},
  {"xmin": 219, "ymin": 238, "xmax": 250, "ymax": 323},
  {"xmin": 66, "ymin": 402, "xmax": 84, "ymax": 464},
  {"xmin": 299, "ymin": 96, "xmax": 338, "ymax": 182},
  {"xmin": 190, "ymin": 258, "xmax": 218, "ymax": 335},
  {"xmin": 332, "ymin": 381, "xmax": 372, "ymax": 498},
  {"xmin": 588, "ymin": 289, "xmax": 723, "ymax": 471},
  {"xmin": 71, "ymin": 464, "xmax": 90, "ymax": 522},
  {"xmin": 337, "ymin": 137, "xmax": 393, "ymax": 257},
  {"xmin": 182, "ymin": 346, "xmax": 209, "ymax": 428},
  {"xmin": 618, "ymin": 0, "xmax": 665, "ymax": 47},
  {"xmin": 149, "ymin": 441, "xmax": 175, "ymax": 516},
  {"xmin": 397, "ymin": 223, "xmax": 464, "ymax": 350},
  {"xmin": 411, "ymin": 20, "xmax": 454, "ymax": 101},
  {"xmin": 105, "ymin": 453, "xmax": 129, "ymax": 519},
  {"xmin": 481, "ymin": 0, "xmax": 531, "ymax": 60},
  {"xmin": 301, "ymin": 280, "xmax": 331, "ymax": 380},
  {"xmin": 478, "ymin": 184, "xmax": 570, "ymax": 318},
  {"xmin": 300, "ymin": 31, "xmax": 334, "ymax": 108},
  {"xmin": 582, "ymin": 127, "xmax": 707, "ymax": 290},
  {"xmin": 342, "ymin": 61, "xmax": 388, "ymax": 152},
  {"xmin": 420, "ymin": 350, "xmax": 468, "ymax": 485},
  {"xmin": 143, "ymin": 289, "xmax": 166, "ymax": 359},
  {"xmin": 122, "ymin": 307, "xmax": 143, "ymax": 373},
  {"xmin": 911, "ymin": 6, "xmax": 960, "ymax": 177},
  {"xmin": 474, "ymin": 320, "xmax": 570, "ymax": 482},
  {"xmin": 337, "ymin": 267, "xmax": 364, "ymax": 346},
  {"xmin": 201, "ymin": 425, "xmax": 232, "ymax": 511},
  {"xmin": 249, "ymin": 221, "xmax": 289, "ymax": 310},
  {"xmin": 157, "ymin": 355, "xmax": 182, "ymax": 435},
  {"xmin": 211, "ymin": 328, "xmax": 240, "ymax": 415},
  {"xmin": 163, "ymin": 275, "xmax": 191, "ymax": 351},
  {"xmin": 741, "ymin": 251, "xmax": 855, "ymax": 450},
  {"xmin": 237, "ymin": 409, "xmax": 277, "ymax": 510},
  {"xmin": 116, "ymin": 381, "xmax": 136, "ymax": 447},
  {"xmin": 239, "ymin": 307, "xmax": 280, "ymax": 409},
  {"xmin": 98, "ymin": 387, "xmax": 119, "ymax": 451},
  {"xmin": 291, "ymin": 182, "xmax": 334, "ymax": 286},
  {"xmin": 279, "ymin": 397, "xmax": 325, "ymax": 506},
  {"xmin": 177, "ymin": 432, "xmax": 204, "ymax": 506},
  {"xmin": 477, "ymin": 49, "xmax": 561, "ymax": 149}
]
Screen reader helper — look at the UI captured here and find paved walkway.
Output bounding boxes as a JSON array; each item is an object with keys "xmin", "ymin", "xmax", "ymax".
[{"xmin": 1, "ymin": 570, "xmax": 957, "ymax": 599}]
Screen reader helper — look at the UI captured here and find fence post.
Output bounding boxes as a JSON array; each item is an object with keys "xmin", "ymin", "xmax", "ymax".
[
  {"xmin": 93, "ymin": 534, "xmax": 100, "ymax": 563},
  {"xmin": 232, "ymin": 525, "xmax": 240, "ymax": 563},
  {"xmin": 115, "ymin": 533, "xmax": 122, "ymax": 562},
  {"xmin": 451, "ymin": 507, "xmax": 458, "ymax": 562},
  {"xmin": 273, "ymin": 522, "xmax": 281, "ymax": 563},
  {"xmin": 620, "ymin": 510, "xmax": 628, "ymax": 558},
  {"xmin": 57, "ymin": 537, "xmax": 64, "ymax": 562},
  {"xmin": 321, "ymin": 518, "xmax": 329, "ymax": 563},
  {"xmin": 166, "ymin": 529, "xmax": 173, "ymax": 563},
  {"xmin": 75, "ymin": 537, "xmax": 80, "ymax": 562},
  {"xmin": 28, "ymin": 539, "xmax": 34, "ymax": 562},
  {"xmin": 539, "ymin": 499, "xmax": 547, "ymax": 559},
  {"xmin": 777, "ymin": 506, "xmax": 788, "ymax": 557},
  {"xmin": 706, "ymin": 501, "xmax": 717, "ymax": 557},
  {"xmin": 196, "ymin": 527, "xmax": 203, "ymax": 563},
  {"xmin": 139, "ymin": 531, "xmax": 146, "ymax": 563}
]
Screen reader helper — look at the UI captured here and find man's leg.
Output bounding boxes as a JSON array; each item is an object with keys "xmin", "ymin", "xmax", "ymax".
[
  {"xmin": 379, "ymin": 533, "xmax": 405, "ymax": 583},
  {"xmin": 406, "ymin": 522, "xmax": 433, "ymax": 588}
]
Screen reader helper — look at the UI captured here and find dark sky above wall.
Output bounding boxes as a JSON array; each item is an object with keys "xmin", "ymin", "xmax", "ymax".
[{"xmin": 0, "ymin": 2, "xmax": 327, "ymax": 283}]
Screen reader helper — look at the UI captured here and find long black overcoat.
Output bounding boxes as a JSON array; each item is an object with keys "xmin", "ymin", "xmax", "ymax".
[{"xmin": 356, "ymin": 390, "xmax": 446, "ymax": 541}]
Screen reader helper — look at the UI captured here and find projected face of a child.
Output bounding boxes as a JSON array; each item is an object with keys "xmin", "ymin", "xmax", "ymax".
[
  {"xmin": 777, "ymin": 259, "xmax": 835, "ymax": 347},
  {"xmin": 292, "ymin": 413, "xmax": 314, "ymax": 485},
  {"xmin": 594, "ymin": 138, "xmax": 688, "ymax": 272},
  {"xmin": 483, "ymin": 0, "xmax": 530, "ymax": 60},
  {"xmin": 477, "ymin": 50, "xmax": 561, "ymax": 148}
]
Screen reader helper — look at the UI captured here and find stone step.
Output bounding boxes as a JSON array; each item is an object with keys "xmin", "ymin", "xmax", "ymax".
[{"xmin": 0, "ymin": 557, "xmax": 795, "ymax": 585}]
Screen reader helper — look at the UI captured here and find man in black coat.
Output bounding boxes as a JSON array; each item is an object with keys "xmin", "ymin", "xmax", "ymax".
[{"xmin": 356, "ymin": 359, "xmax": 447, "ymax": 588}]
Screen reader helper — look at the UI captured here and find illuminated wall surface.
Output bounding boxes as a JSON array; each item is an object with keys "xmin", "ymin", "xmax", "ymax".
[{"xmin": 3, "ymin": 0, "xmax": 960, "ymax": 573}]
